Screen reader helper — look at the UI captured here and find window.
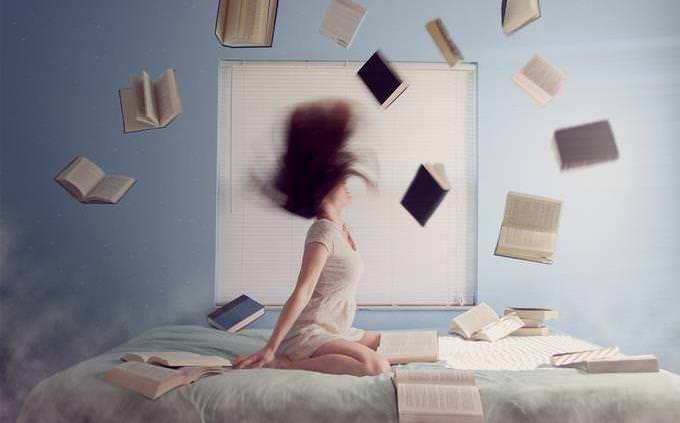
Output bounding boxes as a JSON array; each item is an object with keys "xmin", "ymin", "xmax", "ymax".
[{"xmin": 216, "ymin": 61, "xmax": 477, "ymax": 307}]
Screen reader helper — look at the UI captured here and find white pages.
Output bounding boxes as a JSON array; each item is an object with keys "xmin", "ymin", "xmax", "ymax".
[
  {"xmin": 378, "ymin": 330, "xmax": 438, "ymax": 364},
  {"xmin": 513, "ymin": 54, "xmax": 567, "ymax": 106},
  {"xmin": 320, "ymin": 0, "xmax": 367, "ymax": 47}
]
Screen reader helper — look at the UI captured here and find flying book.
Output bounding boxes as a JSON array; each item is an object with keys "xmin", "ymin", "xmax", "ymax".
[
  {"xmin": 208, "ymin": 294, "xmax": 265, "ymax": 333},
  {"xmin": 121, "ymin": 351, "xmax": 232, "ymax": 368},
  {"xmin": 119, "ymin": 69, "xmax": 183, "ymax": 133},
  {"xmin": 394, "ymin": 367, "xmax": 484, "ymax": 423},
  {"xmin": 554, "ymin": 120, "xmax": 619, "ymax": 170},
  {"xmin": 494, "ymin": 192, "xmax": 562, "ymax": 264},
  {"xmin": 449, "ymin": 303, "xmax": 524, "ymax": 342},
  {"xmin": 513, "ymin": 55, "xmax": 567, "ymax": 106},
  {"xmin": 105, "ymin": 362, "xmax": 224, "ymax": 400},
  {"xmin": 55, "ymin": 156, "xmax": 135, "ymax": 204},
  {"xmin": 502, "ymin": 0, "xmax": 541, "ymax": 35},
  {"xmin": 215, "ymin": 0, "xmax": 278, "ymax": 47},
  {"xmin": 378, "ymin": 330, "xmax": 438, "ymax": 364},
  {"xmin": 357, "ymin": 51, "xmax": 408, "ymax": 108},
  {"xmin": 400, "ymin": 163, "xmax": 451, "ymax": 227},
  {"xmin": 425, "ymin": 19, "xmax": 463, "ymax": 67},
  {"xmin": 320, "ymin": 0, "xmax": 366, "ymax": 48}
]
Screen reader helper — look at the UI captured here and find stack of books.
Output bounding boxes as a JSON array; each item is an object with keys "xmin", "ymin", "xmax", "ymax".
[{"xmin": 504, "ymin": 307, "xmax": 558, "ymax": 336}]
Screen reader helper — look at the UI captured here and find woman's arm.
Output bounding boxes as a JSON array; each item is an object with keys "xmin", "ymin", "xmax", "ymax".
[{"xmin": 233, "ymin": 242, "xmax": 329, "ymax": 368}]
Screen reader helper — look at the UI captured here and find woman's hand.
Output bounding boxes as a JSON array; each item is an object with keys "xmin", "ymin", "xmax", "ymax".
[{"xmin": 233, "ymin": 345, "xmax": 276, "ymax": 369}]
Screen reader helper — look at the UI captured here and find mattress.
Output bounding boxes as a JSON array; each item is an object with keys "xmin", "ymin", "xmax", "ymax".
[{"xmin": 18, "ymin": 325, "xmax": 680, "ymax": 423}]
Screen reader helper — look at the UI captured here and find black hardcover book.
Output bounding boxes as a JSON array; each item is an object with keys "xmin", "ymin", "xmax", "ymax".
[
  {"xmin": 554, "ymin": 120, "xmax": 619, "ymax": 170},
  {"xmin": 208, "ymin": 294, "xmax": 265, "ymax": 333},
  {"xmin": 400, "ymin": 163, "xmax": 451, "ymax": 227},
  {"xmin": 357, "ymin": 51, "xmax": 408, "ymax": 108}
]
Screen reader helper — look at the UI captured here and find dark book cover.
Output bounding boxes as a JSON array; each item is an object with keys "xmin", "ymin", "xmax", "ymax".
[
  {"xmin": 554, "ymin": 120, "xmax": 619, "ymax": 170},
  {"xmin": 357, "ymin": 51, "xmax": 405, "ymax": 106},
  {"xmin": 208, "ymin": 294, "xmax": 264, "ymax": 331},
  {"xmin": 400, "ymin": 164, "xmax": 450, "ymax": 227}
]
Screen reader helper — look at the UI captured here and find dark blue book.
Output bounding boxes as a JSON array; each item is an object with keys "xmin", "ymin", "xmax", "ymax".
[
  {"xmin": 400, "ymin": 163, "xmax": 451, "ymax": 227},
  {"xmin": 357, "ymin": 51, "xmax": 408, "ymax": 108},
  {"xmin": 208, "ymin": 295, "xmax": 265, "ymax": 333}
]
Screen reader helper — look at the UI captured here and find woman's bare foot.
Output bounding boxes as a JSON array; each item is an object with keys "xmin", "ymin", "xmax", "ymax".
[{"xmin": 264, "ymin": 356, "xmax": 292, "ymax": 369}]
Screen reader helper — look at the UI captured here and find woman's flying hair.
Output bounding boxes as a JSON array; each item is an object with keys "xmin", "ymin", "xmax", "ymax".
[{"xmin": 272, "ymin": 100, "xmax": 373, "ymax": 218}]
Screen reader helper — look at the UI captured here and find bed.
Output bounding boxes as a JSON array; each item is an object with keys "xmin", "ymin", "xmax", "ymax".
[{"xmin": 18, "ymin": 325, "xmax": 680, "ymax": 423}]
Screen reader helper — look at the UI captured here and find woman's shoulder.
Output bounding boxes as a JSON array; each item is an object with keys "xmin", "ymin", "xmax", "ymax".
[{"xmin": 305, "ymin": 219, "xmax": 339, "ymax": 252}]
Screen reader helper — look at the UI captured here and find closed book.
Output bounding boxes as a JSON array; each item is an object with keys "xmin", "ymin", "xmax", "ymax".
[
  {"xmin": 401, "ymin": 163, "xmax": 451, "ymax": 227},
  {"xmin": 357, "ymin": 51, "xmax": 408, "ymax": 108},
  {"xmin": 586, "ymin": 355, "xmax": 659, "ymax": 373},
  {"xmin": 208, "ymin": 294, "xmax": 265, "ymax": 333},
  {"xmin": 511, "ymin": 326, "xmax": 549, "ymax": 336},
  {"xmin": 554, "ymin": 120, "xmax": 619, "ymax": 170},
  {"xmin": 502, "ymin": 0, "xmax": 541, "ymax": 35},
  {"xmin": 504, "ymin": 307, "xmax": 558, "ymax": 321}
]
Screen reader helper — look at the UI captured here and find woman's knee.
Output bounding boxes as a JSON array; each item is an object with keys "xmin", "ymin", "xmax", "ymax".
[{"xmin": 363, "ymin": 354, "xmax": 391, "ymax": 375}]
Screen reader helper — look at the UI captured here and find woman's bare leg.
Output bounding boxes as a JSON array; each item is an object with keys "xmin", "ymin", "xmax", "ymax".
[
  {"xmin": 356, "ymin": 330, "xmax": 381, "ymax": 350},
  {"xmin": 270, "ymin": 339, "xmax": 391, "ymax": 376}
]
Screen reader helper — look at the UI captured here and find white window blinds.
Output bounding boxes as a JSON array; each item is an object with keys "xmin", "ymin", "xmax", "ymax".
[{"xmin": 216, "ymin": 61, "xmax": 477, "ymax": 306}]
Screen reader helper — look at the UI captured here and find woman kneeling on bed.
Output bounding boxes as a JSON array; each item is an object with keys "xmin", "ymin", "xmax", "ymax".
[{"xmin": 233, "ymin": 101, "xmax": 390, "ymax": 377}]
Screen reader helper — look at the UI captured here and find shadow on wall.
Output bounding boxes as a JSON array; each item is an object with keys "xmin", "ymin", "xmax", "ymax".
[{"xmin": 0, "ymin": 220, "xmax": 132, "ymax": 422}]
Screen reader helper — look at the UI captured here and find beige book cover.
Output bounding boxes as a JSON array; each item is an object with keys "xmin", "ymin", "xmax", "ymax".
[
  {"xmin": 119, "ymin": 69, "xmax": 182, "ymax": 133},
  {"xmin": 215, "ymin": 0, "xmax": 278, "ymax": 47},
  {"xmin": 55, "ymin": 156, "xmax": 135, "ymax": 204},
  {"xmin": 378, "ymin": 330, "xmax": 438, "ymax": 364},
  {"xmin": 494, "ymin": 191, "xmax": 562, "ymax": 264},
  {"xmin": 513, "ymin": 55, "xmax": 567, "ymax": 106},
  {"xmin": 394, "ymin": 367, "xmax": 484, "ymax": 423},
  {"xmin": 425, "ymin": 19, "xmax": 463, "ymax": 67}
]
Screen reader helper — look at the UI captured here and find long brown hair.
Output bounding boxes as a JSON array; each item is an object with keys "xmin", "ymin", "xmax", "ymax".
[{"xmin": 273, "ymin": 100, "xmax": 372, "ymax": 218}]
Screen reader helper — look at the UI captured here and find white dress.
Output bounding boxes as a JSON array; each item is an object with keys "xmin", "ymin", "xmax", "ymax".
[{"xmin": 276, "ymin": 218, "xmax": 365, "ymax": 360}]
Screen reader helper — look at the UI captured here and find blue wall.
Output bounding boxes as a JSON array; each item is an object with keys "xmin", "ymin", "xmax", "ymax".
[{"xmin": 2, "ymin": 0, "xmax": 679, "ymax": 419}]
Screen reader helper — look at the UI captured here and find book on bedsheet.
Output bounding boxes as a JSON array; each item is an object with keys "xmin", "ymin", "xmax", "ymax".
[
  {"xmin": 105, "ymin": 362, "xmax": 225, "ymax": 400},
  {"xmin": 393, "ymin": 367, "xmax": 484, "ymax": 423},
  {"xmin": 121, "ymin": 351, "xmax": 232, "ymax": 368},
  {"xmin": 449, "ymin": 302, "xmax": 523, "ymax": 342},
  {"xmin": 504, "ymin": 307, "xmax": 558, "ymax": 335},
  {"xmin": 551, "ymin": 347, "xmax": 659, "ymax": 373},
  {"xmin": 208, "ymin": 294, "xmax": 265, "ymax": 332},
  {"xmin": 378, "ymin": 330, "xmax": 438, "ymax": 364}
]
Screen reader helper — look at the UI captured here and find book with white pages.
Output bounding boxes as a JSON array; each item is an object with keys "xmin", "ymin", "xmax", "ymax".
[
  {"xmin": 215, "ymin": 0, "xmax": 278, "ymax": 47},
  {"xmin": 502, "ymin": 0, "xmax": 541, "ymax": 35},
  {"xmin": 504, "ymin": 307, "xmax": 558, "ymax": 321},
  {"xmin": 585, "ymin": 355, "xmax": 659, "ymax": 373},
  {"xmin": 378, "ymin": 330, "xmax": 438, "ymax": 364},
  {"xmin": 319, "ymin": 0, "xmax": 366, "ymax": 48},
  {"xmin": 494, "ymin": 191, "xmax": 562, "ymax": 264},
  {"xmin": 513, "ymin": 54, "xmax": 567, "ymax": 106},
  {"xmin": 394, "ymin": 367, "xmax": 484, "ymax": 423},
  {"xmin": 119, "ymin": 69, "xmax": 183, "ymax": 133},
  {"xmin": 55, "ymin": 156, "xmax": 135, "ymax": 204},
  {"xmin": 121, "ymin": 351, "xmax": 232, "ymax": 368},
  {"xmin": 551, "ymin": 346, "xmax": 620, "ymax": 367},
  {"xmin": 449, "ymin": 303, "xmax": 523, "ymax": 342},
  {"xmin": 425, "ymin": 18, "xmax": 463, "ymax": 67}
]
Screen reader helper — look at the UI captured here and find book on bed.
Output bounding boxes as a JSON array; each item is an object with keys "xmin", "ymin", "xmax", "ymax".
[
  {"xmin": 119, "ymin": 69, "xmax": 183, "ymax": 133},
  {"xmin": 208, "ymin": 294, "xmax": 265, "ymax": 332},
  {"xmin": 357, "ymin": 51, "xmax": 408, "ymax": 108},
  {"xmin": 378, "ymin": 330, "xmax": 438, "ymax": 364},
  {"xmin": 55, "ymin": 156, "xmax": 136, "ymax": 204},
  {"xmin": 121, "ymin": 351, "xmax": 232, "ymax": 368},
  {"xmin": 320, "ymin": 0, "xmax": 366, "ymax": 48},
  {"xmin": 105, "ymin": 362, "xmax": 225, "ymax": 400},
  {"xmin": 400, "ymin": 163, "xmax": 451, "ymax": 227},
  {"xmin": 504, "ymin": 307, "xmax": 557, "ymax": 335},
  {"xmin": 394, "ymin": 367, "xmax": 484, "ymax": 423},
  {"xmin": 494, "ymin": 191, "xmax": 562, "ymax": 264},
  {"xmin": 449, "ymin": 303, "xmax": 523, "ymax": 342},
  {"xmin": 215, "ymin": 0, "xmax": 278, "ymax": 47}
]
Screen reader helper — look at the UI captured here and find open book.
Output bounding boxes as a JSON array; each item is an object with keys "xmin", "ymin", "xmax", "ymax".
[
  {"xmin": 105, "ymin": 362, "xmax": 224, "ymax": 400},
  {"xmin": 55, "ymin": 156, "xmax": 135, "ymax": 204},
  {"xmin": 449, "ymin": 303, "xmax": 523, "ymax": 342},
  {"xmin": 121, "ymin": 351, "xmax": 232, "ymax": 368},
  {"xmin": 513, "ymin": 55, "xmax": 567, "ymax": 106},
  {"xmin": 502, "ymin": 0, "xmax": 541, "ymax": 35},
  {"xmin": 378, "ymin": 330, "xmax": 438, "ymax": 364},
  {"xmin": 494, "ymin": 191, "xmax": 562, "ymax": 264},
  {"xmin": 394, "ymin": 367, "xmax": 484, "ymax": 423},
  {"xmin": 320, "ymin": 0, "xmax": 366, "ymax": 48},
  {"xmin": 215, "ymin": 0, "xmax": 278, "ymax": 47},
  {"xmin": 119, "ymin": 69, "xmax": 183, "ymax": 133}
]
